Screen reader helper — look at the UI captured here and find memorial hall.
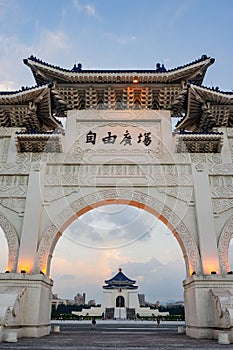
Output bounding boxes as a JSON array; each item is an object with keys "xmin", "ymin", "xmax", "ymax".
[
  {"xmin": 1, "ymin": 54, "xmax": 233, "ymax": 343},
  {"xmin": 72, "ymin": 268, "xmax": 168, "ymax": 319}
]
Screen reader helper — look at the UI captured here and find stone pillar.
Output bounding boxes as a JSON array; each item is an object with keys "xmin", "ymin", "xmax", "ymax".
[
  {"xmin": 64, "ymin": 110, "xmax": 77, "ymax": 154},
  {"xmin": 191, "ymin": 163, "xmax": 220, "ymax": 274},
  {"xmin": 0, "ymin": 273, "xmax": 53, "ymax": 339},
  {"xmin": 184, "ymin": 274, "xmax": 233, "ymax": 341},
  {"xmin": 218, "ymin": 127, "xmax": 231, "ymax": 163},
  {"xmin": 17, "ymin": 162, "xmax": 46, "ymax": 273}
]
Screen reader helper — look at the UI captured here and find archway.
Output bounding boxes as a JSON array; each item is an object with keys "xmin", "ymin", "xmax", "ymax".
[
  {"xmin": 50, "ymin": 203, "xmax": 186, "ymax": 304},
  {"xmin": 38, "ymin": 190, "xmax": 201, "ymax": 278}
]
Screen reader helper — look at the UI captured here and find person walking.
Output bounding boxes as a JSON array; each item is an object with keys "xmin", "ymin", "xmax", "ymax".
[
  {"xmin": 156, "ymin": 315, "xmax": 161, "ymax": 327},
  {"xmin": 91, "ymin": 317, "xmax": 96, "ymax": 330}
]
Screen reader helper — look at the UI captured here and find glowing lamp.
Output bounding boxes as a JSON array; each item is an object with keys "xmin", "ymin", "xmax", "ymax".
[
  {"xmin": 132, "ymin": 77, "xmax": 139, "ymax": 84},
  {"xmin": 18, "ymin": 259, "xmax": 34, "ymax": 274},
  {"xmin": 203, "ymin": 259, "xmax": 220, "ymax": 275}
]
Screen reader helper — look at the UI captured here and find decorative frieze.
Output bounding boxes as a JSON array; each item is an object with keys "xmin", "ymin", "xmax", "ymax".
[
  {"xmin": 226, "ymin": 128, "xmax": 233, "ymax": 137},
  {"xmin": 0, "ymin": 128, "xmax": 13, "ymax": 137},
  {"xmin": 45, "ymin": 164, "xmax": 192, "ymax": 187},
  {"xmin": 0, "ymin": 176, "xmax": 28, "ymax": 198},
  {"xmin": 210, "ymin": 176, "xmax": 233, "ymax": 198},
  {"xmin": 213, "ymin": 199, "xmax": 233, "ymax": 215},
  {"xmin": 190, "ymin": 154, "xmax": 207, "ymax": 163},
  {"xmin": 208, "ymin": 164, "xmax": 233, "ymax": 175}
]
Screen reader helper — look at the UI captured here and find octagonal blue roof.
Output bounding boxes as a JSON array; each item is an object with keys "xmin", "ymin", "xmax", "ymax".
[{"xmin": 103, "ymin": 268, "xmax": 138, "ymax": 290}]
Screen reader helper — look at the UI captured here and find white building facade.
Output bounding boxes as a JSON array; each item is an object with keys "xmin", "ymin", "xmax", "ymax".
[{"xmin": 72, "ymin": 268, "xmax": 167, "ymax": 319}]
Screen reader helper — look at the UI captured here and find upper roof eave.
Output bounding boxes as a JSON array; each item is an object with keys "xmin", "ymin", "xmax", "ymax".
[
  {"xmin": 176, "ymin": 84, "xmax": 233, "ymax": 131},
  {"xmin": 0, "ymin": 83, "xmax": 63, "ymax": 130},
  {"xmin": 23, "ymin": 55, "xmax": 215, "ymax": 85},
  {"xmin": 0, "ymin": 83, "xmax": 51, "ymax": 104}
]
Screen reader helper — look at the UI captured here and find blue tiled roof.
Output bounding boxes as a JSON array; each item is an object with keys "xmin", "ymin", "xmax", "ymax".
[{"xmin": 103, "ymin": 268, "xmax": 138, "ymax": 289}]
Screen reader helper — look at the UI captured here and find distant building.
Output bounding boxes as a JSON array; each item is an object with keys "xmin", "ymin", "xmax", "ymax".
[
  {"xmin": 88, "ymin": 299, "xmax": 96, "ymax": 307},
  {"xmin": 166, "ymin": 301, "xmax": 184, "ymax": 308},
  {"xmin": 138, "ymin": 294, "xmax": 146, "ymax": 306},
  {"xmin": 72, "ymin": 268, "xmax": 169, "ymax": 319},
  {"xmin": 75, "ymin": 293, "xmax": 86, "ymax": 306},
  {"xmin": 52, "ymin": 294, "xmax": 75, "ymax": 309}
]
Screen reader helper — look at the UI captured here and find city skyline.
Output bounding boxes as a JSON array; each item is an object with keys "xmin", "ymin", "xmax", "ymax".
[{"xmin": 0, "ymin": 0, "xmax": 233, "ymax": 303}]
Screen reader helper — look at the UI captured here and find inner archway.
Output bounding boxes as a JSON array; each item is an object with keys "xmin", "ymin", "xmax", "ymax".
[
  {"xmin": 50, "ymin": 203, "xmax": 186, "ymax": 304},
  {"xmin": 39, "ymin": 190, "xmax": 201, "ymax": 278}
]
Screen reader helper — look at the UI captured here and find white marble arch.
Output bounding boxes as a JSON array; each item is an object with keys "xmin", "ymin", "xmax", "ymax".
[
  {"xmin": 218, "ymin": 215, "xmax": 233, "ymax": 273},
  {"xmin": 0, "ymin": 212, "xmax": 19, "ymax": 272},
  {"xmin": 37, "ymin": 189, "xmax": 201, "ymax": 277}
]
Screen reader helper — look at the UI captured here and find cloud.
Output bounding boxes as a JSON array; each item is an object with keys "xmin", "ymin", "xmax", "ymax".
[
  {"xmin": 116, "ymin": 35, "xmax": 137, "ymax": 45},
  {"xmin": 73, "ymin": 0, "xmax": 101, "ymax": 20},
  {"xmin": 0, "ymin": 0, "xmax": 12, "ymax": 18},
  {"xmin": 35, "ymin": 29, "xmax": 71, "ymax": 60},
  {"xmin": 0, "ymin": 34, "xmax": 34, "ymax": 89},
  {"xmin": 0, "ymin": 80, "xmax": 19, "ymax": 91},
  {"xmin": 104, "ymin": 32, "xmax": 137, "ymax": 46},
  {"xmin": 63, "ymin": 205, "xmax": 161, "ymax": 249},
  {"xmin": 0, "ymin": 28, "xmax": 72, "ymax": 90},
  {"xmin": 174, "ymin": 0, "xmax": 195, "ymax": 18},
  {"xmin": 121, "ymin": 258, "xmax": 185, "ymax": 302}
]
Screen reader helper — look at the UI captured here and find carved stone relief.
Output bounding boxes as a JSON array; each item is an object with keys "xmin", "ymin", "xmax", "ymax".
[
  {"xmin": 218, "ymin": 216, "xmax": 233, "ymax": 273},
  {"xmin": 209, "ymin": 164, "xmax": 233, "ymax": 175},
  {"xmin": 157, "ymin": 187, "xmax": 193, "ymax": 204},
  {"xmin": 0, "ymin": 199, "xmax": 25, "ymax": 214},
  {"xmin": 0, "ymin": 176, "xmax": 28, "ymax": 198},
  {"xmin": 0, "ymin": 212, "xmax": 19, "ymax": 272},
  {"xmin": 213, "ymin": 199, "xmax": 233, "ymax": 215},
  {"xmin": 45, "ymin": 164, "xmax": 193, "ymax": 187},
  {"xmin": 226, "ymin": 128, "xmax": 233, "ymax": 138},
  {"xmin": 210, "ymin": 176, "xmax": 233, "ymax": 198}
]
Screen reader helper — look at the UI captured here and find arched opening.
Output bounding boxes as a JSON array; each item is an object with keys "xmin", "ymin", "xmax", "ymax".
[
  {"xmin": 50, "ymin": 203, "xmax": 186, "ymax": 305},
  {"xmin": 0, "ymin": 227, "xmax": 9, "ymax": 272},
  {"xmin": 116, "ymin": 296, "xmax": 125, "ymax": 308}
]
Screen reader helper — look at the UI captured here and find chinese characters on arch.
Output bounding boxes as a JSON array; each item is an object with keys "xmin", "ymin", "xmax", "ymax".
[{"xmin": 86, "ymin": 130, "xmax": 152, "ymax": 147}]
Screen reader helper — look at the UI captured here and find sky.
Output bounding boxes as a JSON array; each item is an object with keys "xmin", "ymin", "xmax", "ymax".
[{"xmin": 1, "ymin": 0, "xmax": 233, "ymax": 304}]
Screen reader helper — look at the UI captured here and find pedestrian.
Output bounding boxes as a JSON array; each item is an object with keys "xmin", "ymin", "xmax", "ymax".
[
  {"xmin": 156, "ymin": 315, "xmax": 161, "ymax": 327},
  {"xmin": 91, "ymin": 317, "xmax": 96, "ymax": 330}
]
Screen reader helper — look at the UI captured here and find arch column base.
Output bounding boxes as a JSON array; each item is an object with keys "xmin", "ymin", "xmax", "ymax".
[
  {"xmin": 184, "ymin": 274, "xmax": 233, "ymax": 342},
  {"xmin": 0, "ymin": 273, "xmax": 53, "ymax": 341}
]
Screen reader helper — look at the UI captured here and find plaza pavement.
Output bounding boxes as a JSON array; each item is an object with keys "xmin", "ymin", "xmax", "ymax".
[{"xmin": 0, "ymin": 320, "xmax": 231, "ymax": 349}]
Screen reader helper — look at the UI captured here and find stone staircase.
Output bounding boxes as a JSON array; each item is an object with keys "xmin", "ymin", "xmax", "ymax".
[
  {"xmin": 126, "ymin": 308, "xmax": 136, "ymax": 320},
  {"xmin": 105, "ymin": 308, "xmax": 114, "ymax": 319}
]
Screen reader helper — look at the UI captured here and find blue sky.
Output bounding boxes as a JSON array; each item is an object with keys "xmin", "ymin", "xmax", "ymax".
[{"xmin": 0, "ymin": 0, "xmax": 233, "ymax": 304}]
